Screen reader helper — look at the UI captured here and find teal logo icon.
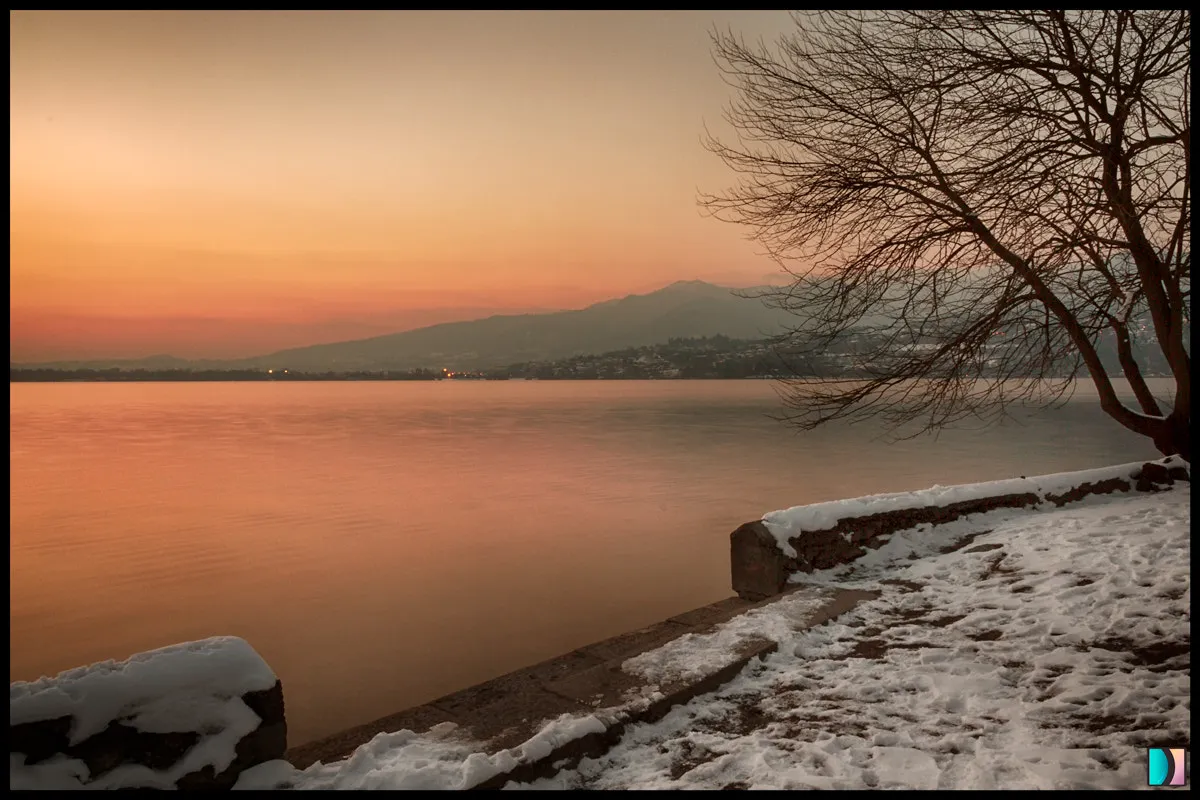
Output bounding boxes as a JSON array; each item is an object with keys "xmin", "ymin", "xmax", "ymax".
[{"xmin": 1148, "ymin": 748, "xmax": 1187, "ymax": 786}]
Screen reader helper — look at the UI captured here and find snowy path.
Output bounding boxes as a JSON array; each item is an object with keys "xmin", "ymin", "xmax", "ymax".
[{"xmin": 514, "ymin": 486, "xmax": 1190, "ymax": 790}]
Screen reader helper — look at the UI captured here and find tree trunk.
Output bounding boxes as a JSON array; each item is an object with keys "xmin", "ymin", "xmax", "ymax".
[{"xmin": 1152, "ymin": 411, "xmax": 1191, "ymax": 462}]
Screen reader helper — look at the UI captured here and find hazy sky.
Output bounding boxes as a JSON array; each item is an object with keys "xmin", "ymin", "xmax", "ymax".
[{"xmin": 10, "ymin": 10, "xmax": 795, "ymax": 361}]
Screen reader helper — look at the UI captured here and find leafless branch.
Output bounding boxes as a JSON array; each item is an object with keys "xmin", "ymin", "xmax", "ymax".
[{"xmin": 703, "ymin": 10, "xmax": 1190, "ymax": 458}]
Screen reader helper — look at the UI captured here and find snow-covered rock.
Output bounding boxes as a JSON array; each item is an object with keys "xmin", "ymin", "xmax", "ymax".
[
  {"xmin": 10, "ymin": 636, "xmax": 286, "ymax": 790},
  {"xmin": 761, "ymin": 456, "xmax": 1188, "ymax": 553},
  {"xmin": 733, "ymin": 457, "xmax": 1189, "ymax": 599}
]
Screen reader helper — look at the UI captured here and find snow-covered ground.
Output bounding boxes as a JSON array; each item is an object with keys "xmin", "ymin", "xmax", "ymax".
[
  {"xmin": 240, "ymin": 713, "xmax": 611, "ymax": 791},
  {"xmin": 512, "ymin": 484, "xmax": 1190, "ymax": 790}
]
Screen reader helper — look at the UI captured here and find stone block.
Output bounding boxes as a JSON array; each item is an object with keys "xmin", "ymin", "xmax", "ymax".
[
  {"xmin": 730, "ymin": 520, "xmax": 795, "ymax": 600},
  {"xmin": 10, "ymin": 640, "xmax": 286, "ymax": 791}
]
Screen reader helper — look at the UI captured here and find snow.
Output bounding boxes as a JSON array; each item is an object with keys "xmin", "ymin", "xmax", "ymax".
[
  {"xmin": 10, "ymin": 636, "xmax": 277, "ymax": 790},
  {"xmin": 622, "ymin": 590, "xmax": 834, "ymax": 685},
  {"xmin": 509, "ymin": 484, "xmax": 1190, "ymax": 790},
  {"xmin": 513, "ymin": 713, "xmax": 606, "ymax": 764},
  {"xmin": 760, "ymin": 456, "xmax": 1186, "ymax": 557},
  {"xmin": 282, "ymin": 722, "xmax": 504, "ymax": 791},
  {"xmin": 1117, "ymin": 290, "xmax": 1137, "ymax": 322},
  {"xmin": 234, "ymin": 759, "xmax": 305, "ymax": 791},
  {"xmin": 10, "ymin": 636, "xmax": 277, "ymax": 740},
  {"xmin": 10, "ymin": 754, "xmax": 91, "ymax": 791},
  {"xmin": 1126, "ymin": 410, "xmax": 1168, "ymax": 422},
  {"xmin": 235, "ymin": 714, "xmax": 611, "ymax": 791}
]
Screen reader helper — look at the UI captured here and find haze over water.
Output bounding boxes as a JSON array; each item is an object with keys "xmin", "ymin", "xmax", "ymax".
[{"xmin": 9, "ymin": 379, "xmax": 1162, "ymax": 746}]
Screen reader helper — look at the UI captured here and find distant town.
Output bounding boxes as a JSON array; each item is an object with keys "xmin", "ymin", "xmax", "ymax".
[{"xmin": 9, "ymin": 327, "xmax": 1177, "ymax": 383}]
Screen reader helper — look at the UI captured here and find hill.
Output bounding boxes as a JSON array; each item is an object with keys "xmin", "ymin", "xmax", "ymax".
[{"xmin": 232, "ymin": 281, "xmax": 795, "ymax": 372}]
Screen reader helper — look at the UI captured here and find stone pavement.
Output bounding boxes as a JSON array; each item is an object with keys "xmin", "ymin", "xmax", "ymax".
[{"xmin": 286, "ymin": 585, "xmax": 877, "ymax": 788}]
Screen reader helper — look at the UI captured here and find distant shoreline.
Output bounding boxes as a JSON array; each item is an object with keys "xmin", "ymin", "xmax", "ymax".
[
  {"xmin": 9, "ymin": 375, "xmax": 781, "ymax": 384},
  {"xmin": 13, "ymin": 327, "xmax": 1174, "ymax": 383}
]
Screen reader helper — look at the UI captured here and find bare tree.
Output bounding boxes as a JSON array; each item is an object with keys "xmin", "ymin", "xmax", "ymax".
[{"xmin": 703, "ymin": 10, "xmax": 1190, "ymax": 460}]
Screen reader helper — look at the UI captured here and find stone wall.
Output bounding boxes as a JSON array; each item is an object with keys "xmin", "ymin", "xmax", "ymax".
[
  {"xmin": 10, "ymin": 682, "xmax": 286, "ymax": 789},
  {"xmin": 731, "ymin": 460, "xmax": 1190, "ymax": 601},
  {"xmin": 10, "ymin": 637, "xmax": 287, "ymax": 790}
]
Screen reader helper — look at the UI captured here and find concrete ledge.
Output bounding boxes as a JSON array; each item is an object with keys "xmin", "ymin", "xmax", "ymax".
[
  {"xmin": 286, "ymin": 585, "xmax": 877, "ymax": 788},
  {"xmin": 731, "ymin": 459, "xmax": 1191, "ymax": 601}
]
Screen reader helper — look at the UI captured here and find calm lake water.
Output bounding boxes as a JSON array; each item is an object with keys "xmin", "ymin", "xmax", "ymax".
[{"xmin": 9, "ymin": 379, "xmax": 1164, "ymax": 746}]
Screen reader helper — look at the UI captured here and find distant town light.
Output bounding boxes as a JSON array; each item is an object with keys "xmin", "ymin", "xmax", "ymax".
[{"xmin": 268, "ymin": 369, "xmax": 273, "ymax": 374}]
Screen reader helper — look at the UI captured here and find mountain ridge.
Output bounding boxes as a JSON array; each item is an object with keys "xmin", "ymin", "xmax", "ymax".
[{"xmin": 11, "ymin": 281, "xmax": 795, "ymax": 372}]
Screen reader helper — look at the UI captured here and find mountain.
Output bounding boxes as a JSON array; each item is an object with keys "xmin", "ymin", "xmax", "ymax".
[
  {"xmin": 11, "ymin": 281, "xmax": 797, "ymax": 373},
  {"xmin": 235, "ymin": 281, "xmax": 796, "ymax": 371},
  {"xmin": 234, "ymin": 278, "xmax": 1184, "ymax": 375},
  {"xmin": 11, "ymin": 279, "xmax": 1185, "ymax": 377}
]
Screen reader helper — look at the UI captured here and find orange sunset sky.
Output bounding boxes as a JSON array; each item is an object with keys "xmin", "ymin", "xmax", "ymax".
[{"xmin": 10, "ymin": 10, "xmax": 795, "ymax": 362}]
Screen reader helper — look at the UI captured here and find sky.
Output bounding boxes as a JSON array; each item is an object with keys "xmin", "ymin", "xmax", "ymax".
[{"xmin": 10, "ymin": 10, "xmax": 796, "ymax": 361}]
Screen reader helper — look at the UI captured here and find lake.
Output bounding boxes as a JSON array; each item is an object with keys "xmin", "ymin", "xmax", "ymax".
[{"xmin": 8, "ymin": 379, "xmax": 1164, "ymax": 746}]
